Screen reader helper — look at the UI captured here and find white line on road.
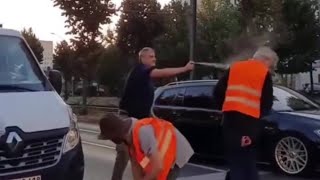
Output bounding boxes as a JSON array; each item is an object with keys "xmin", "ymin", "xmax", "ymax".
[
  {"xmin": 80, "ymin": 128, "xmax": 100, "ymax": 134},
  {"xmin": 187, "ymin": 163, "xmax": 225, "ymax": 172},
  {"xmin": 82, "ymin": 140, "xmax": 115, "ymax": 150}
]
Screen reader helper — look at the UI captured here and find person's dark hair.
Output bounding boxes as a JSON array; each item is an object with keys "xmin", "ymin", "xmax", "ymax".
[{"xmin": 98, "ymin": 113, "xmax": 132, "ymax": 140}]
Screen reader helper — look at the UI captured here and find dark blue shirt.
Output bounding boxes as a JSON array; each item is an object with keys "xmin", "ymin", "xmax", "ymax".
[{"xmin": 119, "ymin": 64, "xmax": 155, "ymax": 119}]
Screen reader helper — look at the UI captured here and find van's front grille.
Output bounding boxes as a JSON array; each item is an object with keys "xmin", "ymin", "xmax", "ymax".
[{"xmin": 0, "ymin": 135, "xmax": 64, "ymax": 175}]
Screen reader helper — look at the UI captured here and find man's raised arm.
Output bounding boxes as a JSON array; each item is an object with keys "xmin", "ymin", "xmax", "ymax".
[{"xmin": 150, "ymin": 61, "xmax": 194, "ymax": 78}]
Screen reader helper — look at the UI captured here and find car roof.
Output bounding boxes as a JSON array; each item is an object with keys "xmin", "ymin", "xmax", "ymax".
[
  {"xmin": 156, "ymin": 80, "xmax": 218, "ymax": 92},
  {"xmin": 166, "ymin": 79, "xmax": 217, "ymax": 87},
  {"xmin": 0, "ymin": 28, "xmax": 22, "ymax": 38},
  {"xmin": 157, "ymin": 79, "xmax": 288, "ymax": 92}
]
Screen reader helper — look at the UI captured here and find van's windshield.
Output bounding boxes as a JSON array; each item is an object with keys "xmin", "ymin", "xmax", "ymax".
[{"xmin": 0, "ymin": 35, "xmax": 49, "ymax": 92}]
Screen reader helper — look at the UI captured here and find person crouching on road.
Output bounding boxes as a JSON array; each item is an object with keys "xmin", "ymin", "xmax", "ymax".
[{"xmin": 98, "ymin": 113, "xmax": 194, "ymax": 180}]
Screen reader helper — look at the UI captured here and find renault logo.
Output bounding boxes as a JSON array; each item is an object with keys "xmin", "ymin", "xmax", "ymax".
[{"xmin": 6, "ymin": 132, "xmax": 23, "ymax": 153}]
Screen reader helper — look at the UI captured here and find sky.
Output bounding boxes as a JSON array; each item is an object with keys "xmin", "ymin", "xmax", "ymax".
[{"xmin": 0, "ymin": 0, "xmax": 171, "ymax": 44}]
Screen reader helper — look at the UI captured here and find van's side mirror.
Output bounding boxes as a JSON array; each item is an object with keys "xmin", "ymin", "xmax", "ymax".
[{"xmin": 48, "ymin": 70, "xmax": 62, "ymax": 94}]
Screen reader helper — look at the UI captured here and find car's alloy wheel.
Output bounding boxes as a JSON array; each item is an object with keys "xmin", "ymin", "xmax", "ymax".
[{"xmin": 274, "ymin": 136, "xmax": 309, "ymax": 175}]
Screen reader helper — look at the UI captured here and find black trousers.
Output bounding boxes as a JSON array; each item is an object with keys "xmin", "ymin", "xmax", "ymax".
[
  {"xmin": 224, "ymin": 144, "xmax": 259, "ymax": 180},
  {"xmin": 222, "ymin": 113, "xmax": 261, "ymax": 180}
]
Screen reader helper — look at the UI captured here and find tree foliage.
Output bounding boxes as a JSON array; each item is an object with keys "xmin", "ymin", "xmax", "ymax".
[
  {"xmin": 53, "ymin": 40, "xmax": 75, "ymax": 99},
  {"xmin": 198, "ymin": 0, "xmax": 243, "ymax": 63},
  {"xmin": 53, "ymin": 41, "xmax": 74, "ymax": 80},
  {"xmin": 154, "ymin": 0, "xmax": 189, "ymax": 68},
  {"xmin": 238, "ymin": 0, "xmax": 282, "ymax": 34},
  {"xmin": 53, "ymin": 0, "xmax": 116, "ymax": 79},
  {"xmin": 276, "ymin": 0, "xmax": 320, "ymax": 74},
  {"xmin": 228, "ymin": 0, "xmax": 320, "ymax": 74},
  {"xmin": 21, "ymin": 28, "xmax": 44, "ymax": 64},
  {"xmin": 97, "ymin": 45, "xmax": 126, "ymax": 96},
  {"xmin": 53, "ymin": 0, "xmax": 116, "ymax": 113},
  {"xmin": 116, "ymin": 0, "xmax": 165, "ymax": 57}
]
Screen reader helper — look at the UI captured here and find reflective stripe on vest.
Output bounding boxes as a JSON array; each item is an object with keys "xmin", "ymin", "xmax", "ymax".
[
  {"xmin": 225, "ymin": 96, "xmax": 259, "ymax": 109},
  {"xmin": 139, "ymin": 127, "xmax": 173, "ymax": 169},
  {"xmin": 227, "ymin": 85, "xmax": 261, "ymax": 97},
  {"xmin": 222, "ymin": 60, "xmax": 268, "ymax": 118},
  {"xmin": 131, "ymin": 118, "xmax": 177, "ymax": 180}
]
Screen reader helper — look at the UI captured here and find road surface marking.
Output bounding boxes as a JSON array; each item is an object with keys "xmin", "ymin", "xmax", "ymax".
[
  {"xmin": 82, "ymin": 140, "xmax": 115, "ymax": 150},
  {"xmin": 187, "ymin": 163, "xmax": 225, "ymax": 172},
  {"xmin": 80, "ymin": 128, "xmax": 100, "ymax": 134}
]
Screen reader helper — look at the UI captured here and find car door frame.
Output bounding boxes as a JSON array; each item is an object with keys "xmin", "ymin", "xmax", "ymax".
[{"xmin": 175, "ymin": 84, "xmax": 224, "ymax": 157}]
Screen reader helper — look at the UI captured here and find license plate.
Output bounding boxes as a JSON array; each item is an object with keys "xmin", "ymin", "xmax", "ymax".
[{"xmin": 11, "ymin": 175, "xmax": 41, "ymax": 180}]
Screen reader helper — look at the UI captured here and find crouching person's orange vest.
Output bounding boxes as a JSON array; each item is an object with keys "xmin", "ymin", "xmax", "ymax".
[{"xmin": 130, "ymin": 118, "xmax": 177, "ymax": 180}]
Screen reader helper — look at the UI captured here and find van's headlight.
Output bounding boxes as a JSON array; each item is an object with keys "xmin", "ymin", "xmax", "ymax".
[{"xmin": 63, "ymin": 107, "xmax": 80, "ymax": 153}]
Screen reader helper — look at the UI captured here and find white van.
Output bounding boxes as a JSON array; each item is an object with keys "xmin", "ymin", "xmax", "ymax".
[{"xmin": 0, "ymin": 29, "xmax": 84, "ymax": 179}]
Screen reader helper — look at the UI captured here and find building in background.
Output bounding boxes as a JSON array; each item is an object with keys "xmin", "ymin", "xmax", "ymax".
[{"xmin": 40, "ymin": 40, "xmax": 53, "ymax": 70}]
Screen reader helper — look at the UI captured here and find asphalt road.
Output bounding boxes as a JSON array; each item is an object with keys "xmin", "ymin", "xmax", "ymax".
[{"xmin": 80, "ymin": 122, "xmax": 319, "ymax": 180}]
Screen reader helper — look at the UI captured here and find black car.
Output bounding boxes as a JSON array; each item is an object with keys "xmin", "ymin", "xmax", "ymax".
[{"xmin": 151, "ymin": 80, "xmax": 320, "ymax": 176}]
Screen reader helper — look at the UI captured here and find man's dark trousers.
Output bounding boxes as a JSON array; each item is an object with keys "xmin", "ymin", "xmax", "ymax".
[
  {"xmin": 223, "ymin": 114, "xmax": 260, "ymax": 180},
  {"xmin": 225, "ymin": 144, "xmax": 259, "ymax": 180}
]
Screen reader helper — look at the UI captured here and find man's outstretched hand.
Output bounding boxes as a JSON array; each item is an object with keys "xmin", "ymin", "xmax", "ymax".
[{"xmin": 184, "ymin": 61, "xmax": 195, "ymax": 72}]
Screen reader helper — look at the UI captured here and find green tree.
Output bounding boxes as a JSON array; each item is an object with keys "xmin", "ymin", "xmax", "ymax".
[
  {"xmin": 237, "ymin": 0, "xmax": 282, "ymax": 34},
  {"xmin": 53, "ymin": 40, "xmax": 75, "ymax": 100},
  {"xmin": 197, "ymin": 0, "xmax": 242, "ymax": 64},
  {"xmin": 276, "ymin": 0, "xmax": 320, "ymax": 74},
  {"xmin": 53, "ymin": 0, "xmax": 116, "ymax": 114},
  {"xmin": 116, "ymin": 0, "xmax": 165, "ymax": 57},
  {"xmin": 21, "ymin": 27, "xmax": 44, "ymax": 64},
  {"xmin": 97, "ymin": 45, "xmax": 126, "ymax": 96},
  {"xmin": 154, "ymin": 0, "xmax": 189, "ymax": 69}
]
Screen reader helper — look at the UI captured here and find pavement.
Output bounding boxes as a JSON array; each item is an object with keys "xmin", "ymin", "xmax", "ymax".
[{"xmin": 79, "ymin": 122, "xmax": 319, "ymax": 180}]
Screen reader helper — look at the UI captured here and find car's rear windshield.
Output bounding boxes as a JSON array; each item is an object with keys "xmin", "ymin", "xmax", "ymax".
[{"xmin": 0, "ymin": 35, "xmax": 49, "ymax": 92}]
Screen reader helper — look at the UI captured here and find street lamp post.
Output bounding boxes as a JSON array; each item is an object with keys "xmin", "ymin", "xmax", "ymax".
[{"xmin": 189, "ymin": 0, "xmax": 197, "ymax": 80}]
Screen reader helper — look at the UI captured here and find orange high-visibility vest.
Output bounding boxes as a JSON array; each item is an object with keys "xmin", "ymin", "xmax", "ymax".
[
  {"xmin": 222, "ymin": 60, "xmax": 269, "ymax": 118},
  {"xmin": 130, "ymin": 118, "xmax": 177, "ymax": 180}
]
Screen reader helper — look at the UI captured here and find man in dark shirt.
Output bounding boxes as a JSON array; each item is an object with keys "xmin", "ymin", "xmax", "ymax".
[
  {"xmin": 213, "ymin": 47, "xmax": 278, "ymax": 180},
  {"xmin": 111, "ymin": 47, "xmax": 194, "ymax": 180}
]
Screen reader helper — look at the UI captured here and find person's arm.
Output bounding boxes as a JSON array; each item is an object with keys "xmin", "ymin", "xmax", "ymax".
[
  {"xmin": 213, "ymin": 70, "xmax": 229, "ymax": 110},
  {"xmin": 260, "ymin": 72, "xmax": 273, "ymax": 116},
  {"xmin": 142, "ymin": 151, "xmax": 162, "ymax": 180},
  {"xmin": 150, "ymin": 61, "xmax": 194, "ymax": 78},
  {"xmin": 131, "ymin": 157, "xmax": 145, "ymax": 180},
  {"xmin": 139, "ymin": 126, "xmax": 163, "ymax": 180}
]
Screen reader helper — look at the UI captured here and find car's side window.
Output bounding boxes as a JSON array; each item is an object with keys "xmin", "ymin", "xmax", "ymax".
[
  {"xmin": 183, "ymin": 85, "xmax": 215, "ymax": 109},
  {"xmin": 172, "ymin": 88, "xmax": 186, "ymax": 106},
  {"xmin": 155, "ymin": 88, "xmax": 181, "ymax": 106}
]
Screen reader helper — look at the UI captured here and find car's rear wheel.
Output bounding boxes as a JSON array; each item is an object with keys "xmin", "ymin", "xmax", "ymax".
[{"xmin": 272, "ymin": 135, "xmax": 314, "ymax": 176}]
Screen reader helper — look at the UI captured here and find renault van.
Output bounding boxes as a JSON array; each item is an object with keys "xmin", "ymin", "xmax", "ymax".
[{"xmin": 0, "ymin": 29, "xmax": 84, "ymax": 179}]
